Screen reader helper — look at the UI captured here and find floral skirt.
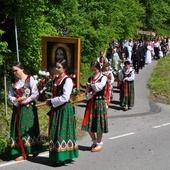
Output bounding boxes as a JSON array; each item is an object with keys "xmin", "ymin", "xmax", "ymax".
[
  {"xmin": 120, "ymin": 81, "xmax": 135, "ymax": 108},
  {"xmin": 10, "ymin": 105, "xmax": 42, "ymax": 156},
  {"xmin": 82, "ymin": 99, "xmax": 108, "ymax": 133},
  {"xmin": 49, "ymin": 103, "xmax": 79, "ymax": 162}
]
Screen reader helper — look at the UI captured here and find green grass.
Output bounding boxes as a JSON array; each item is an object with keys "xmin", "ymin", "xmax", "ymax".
[{"xmin": 147, "ymin": 54, "xmax": 170, "ymax": 98}]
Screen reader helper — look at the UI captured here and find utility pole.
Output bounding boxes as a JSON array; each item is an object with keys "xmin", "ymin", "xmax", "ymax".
[
  {"xmin": 4, "ymin": 62, "xmax": 8, "ymax": 116},
  {"xmin": 14, "ymin": 16, "xmax": 19, "ymax": 62}
]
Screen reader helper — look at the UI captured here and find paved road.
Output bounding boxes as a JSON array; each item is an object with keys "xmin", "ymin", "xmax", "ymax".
[{"xmin": 1, "ymin": 60, "xmax": 170, "ymax": 170}]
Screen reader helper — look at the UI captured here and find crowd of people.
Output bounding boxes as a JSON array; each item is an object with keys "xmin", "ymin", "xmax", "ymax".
[
  {"xmin": 96, "ymin": 36, "xmax": 170, "ymax": 111},
  {"xmin": 7, "ymin": 36, "xmax": 170, "ymax": 166},
  {"xmin": 82, "ymin": 36, "xmax": 170, "ymax": 153}
]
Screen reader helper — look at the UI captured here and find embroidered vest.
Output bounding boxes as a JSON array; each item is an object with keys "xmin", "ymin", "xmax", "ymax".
[
  {"xmin": 53, "ymin": 77, "xmax": 68, "ymax": 97},
  {"xmin": 13, "ymin": 75, "xmax": 31, "ymax": 98}
]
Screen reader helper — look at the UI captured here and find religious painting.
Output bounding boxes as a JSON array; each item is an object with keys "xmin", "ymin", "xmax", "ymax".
[{"xmin": 42, "ymin": 36, "xmax": 81, "ymax": 90}]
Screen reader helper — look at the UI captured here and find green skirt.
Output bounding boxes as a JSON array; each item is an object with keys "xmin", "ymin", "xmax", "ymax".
[
  {"xmin": 82, "ymin": 99, "xmax": 108, "ymax": 133},
  {"xmin": 49, "ymin": 102, "xmax": 79, "ymax": 162},
  {"xmin": 120, "ymin": 81, "xmax": 135, "ymax": 108},
  {"xmin": 10, "ymin": 104, "xmax": 42, "ymax": 156}
]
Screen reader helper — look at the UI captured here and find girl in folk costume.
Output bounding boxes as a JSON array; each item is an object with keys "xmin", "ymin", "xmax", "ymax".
[
  {"xmin": 102, "ymin": 62, "xmax": 114, "ymax": 109},
  {"xmin": 118, "ymin": 60, "xmax": 135, "ymax": 111},
  {"xmin": 8, "ymin": 62, "xmax": 42, "ymax": 161},
  {"xmin": 46, "ymin": 58, "xmax": 79, "ymax": 165},
  {"xmin": 82, "ymin": 61, "xmax": 108, "ymax": 152}
]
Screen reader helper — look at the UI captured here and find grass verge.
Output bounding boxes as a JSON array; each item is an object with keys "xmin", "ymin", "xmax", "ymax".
[{"xmin": 147, "ymin": 54, "xmax": 170, "ymax": 104}]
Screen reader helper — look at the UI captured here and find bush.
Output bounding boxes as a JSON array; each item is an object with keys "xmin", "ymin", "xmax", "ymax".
[{"xmin": 0, "ymin": 115, "xmax": 10, "ymax": 155}]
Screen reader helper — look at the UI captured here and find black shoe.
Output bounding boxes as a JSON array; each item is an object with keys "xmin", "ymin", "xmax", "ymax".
[
  {"xmin": 52, "ymin": 161, "xmax": 65, "ymax": 167},
  {"xmin": 32, "ymin": 152, "xmax": 39, "ymax": 158},
  {"xmin": 65, "ymin": 159, "xmax": 74, "ymax": 163}
]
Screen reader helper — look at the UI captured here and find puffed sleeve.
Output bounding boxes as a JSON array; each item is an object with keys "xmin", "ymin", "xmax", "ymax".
[
  {"xmin": 51, "ymin": 77, "xmax": 73, "ymax": 108},
  {"xmin": 91, "ymin": 76, "xmax": 107, "ymax": 92},
  {"xmin": 110, "ymin": 71, "xmax": 115, "ymax": 84},
  {"xmin": 118, "ymin": 70, "xmax": 123, "ymax": 81},
  {"xmin": 8, "ymin": 85, "xmax": 19, "ymax": 107},
  {"xmin": 124, "ymin": 70, "xmax": 135, "ymax": 81}
]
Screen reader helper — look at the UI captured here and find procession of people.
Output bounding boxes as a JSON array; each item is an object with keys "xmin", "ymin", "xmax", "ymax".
[
  {"xmin": 102, "ymin": 36, "xmax": 170, "ymax": 111},
  {"xmin": 7, "ymin": 36, "xmax": 170, "ymax": 166}
]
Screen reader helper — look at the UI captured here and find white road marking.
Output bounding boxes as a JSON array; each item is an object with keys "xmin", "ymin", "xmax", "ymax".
[
  {"xmin": 109, "ymin": 132, "xmax": 135, "ymax": 140},
  {"xmin": 153, "ymin": 123, "xmax": 170, "ymax": 129},
  {"xmin": 0, "ymin": 152, "xmax": 49, "ymax": 168},
  {"xmin": 0, "ymin": 160, "xmax": 23, "ymax": 168}
]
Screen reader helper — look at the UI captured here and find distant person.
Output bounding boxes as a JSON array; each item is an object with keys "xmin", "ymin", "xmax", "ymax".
[
  {"xmin": 118, "ymin": 60, "xmax": 135, "ymax": 111},
  {"xmin": 117, "ymin": 57, "xmax": 126, "ymax": 88},
  {"xmin": 97, "ymin": 51, "xmax": 108, "ymax": 69},
  {"xmin": 145, "ymin": 41, "xmax": 152, "ymax": 64},
  {"xmin": 138, "ymin": 41, "xmax": 146, "ymax": 69},
  {"xmin": 102, "ymin": 62, "xmax": 114, "ymax": 108},
  {"xmin": 8, "ymin": 62, "xmax": 42, "ymax": 161},
  {"xmin": 132, "ymin": 43, "xmax": 140, "ymax": 74},
  {"xmin": 106, "ymin": 44, "xmax": 114, "ymax": 62},
  {"xmin": 154, "ymin": 39, "xmax": 161, "ymax": 60},
  {"xmin": 82, "ymin": 60, "xmax": 108, "ymax": 152},
  {"xmin": 110, "ymin": 47, "xmax": 121, "ymax": 76},
  {"xmin": 160, "ymin": 39, "xmax": 168, "ymax": 57},
  {"xmin": 120, "ymin": 40, "xmax": 129, "ymax": 60}
]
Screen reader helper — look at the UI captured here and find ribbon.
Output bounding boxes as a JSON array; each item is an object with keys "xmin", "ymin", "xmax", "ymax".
[
  {"xmin": 16, "ymin": 105, "xmax": 27, "ymax": 159},
  {"xmin": 124, "ymin": 80, "xmax": 128, "ymax": 97},
  {"xmin": 105, "ymin": 83, "xmax": 110, "ymax": 105},
  {"xmin": 82, "ymin": 97, "xmax": 94, "ymax": 126},
  {"xmin": 48, "ymin": 107, "xmax": 55, "ymax": 138}
]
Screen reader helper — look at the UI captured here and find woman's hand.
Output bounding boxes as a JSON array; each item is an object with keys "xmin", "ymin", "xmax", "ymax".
[
  {"xmin": 13, "ymin": 97, "xmax": 28, "ymax": 105},
  {"xmin": 46, "ymin": 99, "xmax": 52, "ymax": 106},
  {"xmin": 91, "ymin": 90, "xmax": 96, "ymax": 96},
  {"xmin": 123, "ymin": 78, "xmax": 127, "ymax": 83},
  {"xmin": 86, "ymin": 82, "xmax": 91, "ymax": 88}
]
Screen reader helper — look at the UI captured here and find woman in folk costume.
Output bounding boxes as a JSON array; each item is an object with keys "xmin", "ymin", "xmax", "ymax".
[
  {"xmin": 102, "ymin": 62, "xmax": 114, "ymax": 109},
  {"xmin": 46, "ymin": 58, "xmax": 79, "ymax": 165},
  {"xmin": 118, "ymin": 60, "xmax": 135, "ymax": 111},
  {"xmin": 8, "ymin": 62, "xmax": 42, "ymax": 161},
  {"xmin": 82, "ymin": 60, "xmax": 108, "ymax": 152}
]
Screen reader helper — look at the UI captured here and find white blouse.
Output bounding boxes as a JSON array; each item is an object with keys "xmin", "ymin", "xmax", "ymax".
[
  {"xmin": 51, "ymin": 76, "xmax": 73, "ymax": 108},
  {"xmin": 85, "ymin": 73, "xmax": 107, "ymax": 100},
  {"xmin": 102, "ymin": 71, "xmax": 115, "ymax": 84},
  {"xmin": 118, "ymin": 67, "xmax": 135, "ymax": 81}
]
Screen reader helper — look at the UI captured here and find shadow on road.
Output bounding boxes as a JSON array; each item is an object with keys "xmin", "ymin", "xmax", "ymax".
[
  {"xmin": 28, "ymin": 156, "xmax": 75, "ymax": 167},
  {"xmin": 111, "ymin": 100, "xmax": 120, "ymax": 105},
  {"xmin": 109, "ymin": 105, "xmax": 122, "ymax": 111},
  {"xmin": 27, "ymin": 156, "xmax": 52, "ymax": 167},
  {"xmin": 78, "ymin": 145, "xmax": 91, "ymax": 151},
  {"xmin": 76, "ymin": 103, "xmax": 86, "ymax": 108}
]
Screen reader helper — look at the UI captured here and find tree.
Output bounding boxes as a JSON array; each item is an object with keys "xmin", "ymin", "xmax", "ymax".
[{"xmin": 139, "ymin": 0, "xmax": 170, "ymax": 35}]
